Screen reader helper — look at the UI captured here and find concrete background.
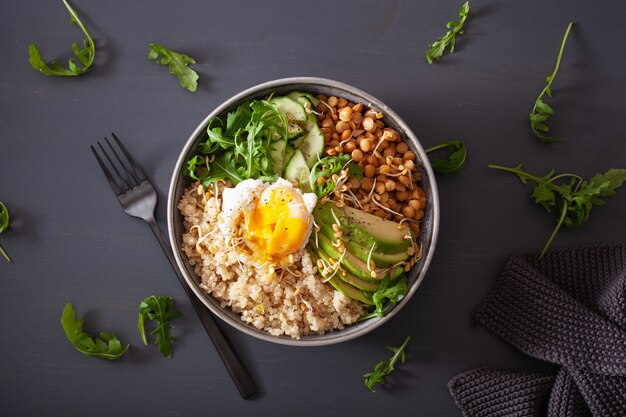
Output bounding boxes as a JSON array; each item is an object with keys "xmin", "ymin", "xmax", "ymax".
[{"xmin": 1, "ymin": 0, "xmax": 625, "ymax": 415}]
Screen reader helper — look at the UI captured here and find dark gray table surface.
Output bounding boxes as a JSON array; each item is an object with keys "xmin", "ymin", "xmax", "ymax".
[{"xmin": 1, "ymin": 1, "xmax": 625, "ymax": 416}]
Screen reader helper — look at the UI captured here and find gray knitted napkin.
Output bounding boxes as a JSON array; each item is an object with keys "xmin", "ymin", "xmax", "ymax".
[{"xmin": 448, "ymin": 245, "xmax": 626, "ymax": 417}]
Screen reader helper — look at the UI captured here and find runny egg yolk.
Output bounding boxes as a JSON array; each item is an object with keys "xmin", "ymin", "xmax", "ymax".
[{"xmin": 245, "ymin": 185, "xmax": 311, "ymax": 263}]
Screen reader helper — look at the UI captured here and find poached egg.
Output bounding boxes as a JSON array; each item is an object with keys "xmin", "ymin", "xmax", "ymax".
[{"xmin": 219, "ymin": 178, "xmax": 317, "ymax": 268}]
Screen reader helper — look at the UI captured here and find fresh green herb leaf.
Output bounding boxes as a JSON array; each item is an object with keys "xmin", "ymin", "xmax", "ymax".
[
  {"xmin": 187, "ymin": 99, "xmax": 289, "ymax": 185},
  {"xmin": 488, "ymin": 164, "xmax": 626, "ymax": 257},
  {"xmin": 0, "ymin": 202, "xmax": 9, "ymax": 234},
  {"xmin": 0, "ymin": 202, "xmax": 11, "ymax": 263},
  {"xmin": 186, "ymin": 155, "xmax": 206, "ymax": 180},
  {"xmin": 28, "ymin": 0, "xmax": 95, "ymax": 76},
  {"xmin": 203, "ymin": 120, "xmax": 233, "ymax": 153},
  {"xmin": 424, "ymin": 140, "xmax": 467, "ymax": 174},
  {"xmin": 425, "ymin": 1, "xmax": 470, "ymax": 64},
  {"xmin": 363, "ymin": 335, "xmax": 411, "ymax": 392},
  {"xmin": 347, "ymin": 161, "xmax": 364, "ymax": 182},
  {"xmin": 585, "ymin": 169, "xmax": 626, "ymax": 199},
  {"xmin": 200, "ymin": 103, "xmax": 255, "ymax": 155},
  {"xmin": 529, "ymin": 22, "xmax": 573, "ymax": 143},
  {"xmin": 148, "ymin": 43, "xmax": 199, "ymax": 92},
  {"xmin": 225, "ymin": 103, "xmax": 253, "ymax": 138},
  {"xmin": 61, "ymin": 303, "xmax": 129, "ymax": 360},
  {"xmin": 138, "ymin": 296, "xmax": 183, "ymax": 358},
  {"xmin": 205, "ymin": 152, "xmax": 246, "ymax": 186},
  {"xmin": 240, "ymin": 100, "xmax": 288, "ymax": 178},
  {"xmin": 188, "ymin": 152, "xmax": 242, "ymax": 187},
  {"xmin": 361, "ymin": 273, "xmax": 408, "ymax": 321},
  {"xmin": 309, "ymin": 154, "xmax": 363, "ymax": 198}
]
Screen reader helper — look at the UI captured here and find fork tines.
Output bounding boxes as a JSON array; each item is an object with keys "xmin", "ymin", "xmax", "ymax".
[{"xmin": 91, "ymin": 133, "xmax": 148, "ymax": 196}]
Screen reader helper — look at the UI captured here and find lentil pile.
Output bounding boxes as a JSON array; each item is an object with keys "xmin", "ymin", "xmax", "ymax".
[{"xmin": 315, "ymin": 95, "xmax": 427, "ymax": 236}]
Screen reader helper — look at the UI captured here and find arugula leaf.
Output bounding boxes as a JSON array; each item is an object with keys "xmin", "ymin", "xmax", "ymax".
[
  {"xmin": 138, "ymin": 296, "xmax": 183, "ymax": 358},
  {"xmin": 187, "ymin": 99, "xmax": 289, "ymax": 185},
  {"xmin": 28, "ymin": 0, "xmax": 95, "ymax": 76},
  {"xmin": 0, "ymin": 202, "xmax": 8, "ymax": 234},
  {"xmin": 240, "ymin": 100, "xmax": 287, "ymax": 178},
  {"xmin": 203, "ymin": 121, "xmax": 232, "ymax": 153},
  {"xmin": 529, "ymin": 22, "xmax": 573, "ymax": 143},
  {"xmin": 225, "ymin": 104, "xmax": 253, "ymax": 138},
  {"xmin": 148, "ymin": 43, "xmax": 199, "ymax": 92},
  {"xmin": 488, "ymin": 164, "xmax": 626, "ymax": 257},
  {"xmin": 0, "ymin": 202, "xmax": 9, "ymax": 247},
  {"xmin": 0, "ymin": 202, "xmax": 11, "ymax": 263},
  {"xmin": 186, "ymin": 155, "xmax": 206, "ymax": 180},
  {"xmin": 586, "ymin": 169, "xmax": 626, "ymax": 198},
  {"xmin": 209, "ymin": 152, "xmax": 246, "ymax": 186},
  {"xmin": 61, "ymin": 303, "xmax": 129, "ymax": 360},
  {"xmin": 424, "ymin": 140, "xmax": 467, "ymax": 174},
  {"xmin": 361, "ymin": 273, "xmax": 408, "ymax": 321},
  {"xmin": 309, "ymin": 154, "xmax": 363, "ymax": 198},
  {"xmin": 425, "ymin": 1, "xmax": 470, "ymax": 64},
  {"xmin": 347, "ymin": 161, "xmax": 364, "ymax": 182},
  {"xmin": 363, "ymin": 336, "xmax": 411, "ymax": 392}
]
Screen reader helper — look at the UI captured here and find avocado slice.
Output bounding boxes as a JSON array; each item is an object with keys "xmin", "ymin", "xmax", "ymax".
[
  {"xmin": 316, "ymin": 233, "xmax": 388, "ymax": 282},
  {"xmin": 326, "ymin": 276, "xmax": 373, "ymax": 305},
  {"xmin": 314, "ymin": 247, "xmax": 381, "ymax": 292},
  {"xmin": 314, "ymin": 204, "xmax": 412, "ymax": 254},
  {"xmin": 317, "ymin": 221, "xmax": 410, "ymax": 267}
]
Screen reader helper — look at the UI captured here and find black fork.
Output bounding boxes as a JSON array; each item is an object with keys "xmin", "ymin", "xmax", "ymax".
[{"xmin": 91, "ymin": 133, "xmax": 257, "ymax": 399}]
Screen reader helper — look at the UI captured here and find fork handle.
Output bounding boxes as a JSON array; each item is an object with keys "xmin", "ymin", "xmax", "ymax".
[{"xmin": 146, "ymin": 217, "xmax": 258, "ymax": 399}]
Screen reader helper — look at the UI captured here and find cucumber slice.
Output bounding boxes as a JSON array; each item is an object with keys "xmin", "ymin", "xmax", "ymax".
[
  {"xmin": 271, "ymin": 96, "xmax": 307, "ymax": 122},
  {"xmin": 290, "ymin": 94, "xmax": 312, "ymax": 108},
  {"xmin": 287, "ymin": 91, "xmax": 320, "ymax": 107},
  {"xmin": 283, "ymin": 149, "xmax": 311, "ymax": 191},
  {"xmin": 270, "ymin": 140, "xmax": 287, "ymax": 175},
  {"xmin": 290, "ymin": 135, "xmax": 304, "ymax": 148},
  {"xmin": 283, "ymin": 144, "xmax": 296, "ymax": 165},
  {"xmin": 289, "ymin": 120, "xmax": 318, "ymax": 148},
  {"xmin": 287, "ymin": 121, "xmax": 305, "ymax": 139},
  {"xmin": 301, "ymin": 118, "xmax": 318, "ymax": 131},
  {"xmin": 298, "ymin": 124, "xmax": 325, "ymax": 168},
  {"xmin": 288, "ymin": 94, "xmax": 318, "ymax": 121}
]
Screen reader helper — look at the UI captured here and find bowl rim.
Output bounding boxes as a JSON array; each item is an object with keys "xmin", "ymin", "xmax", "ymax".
[{"xmin": 167, "ymin": 77, "xmax": 440, "ymax": 346}]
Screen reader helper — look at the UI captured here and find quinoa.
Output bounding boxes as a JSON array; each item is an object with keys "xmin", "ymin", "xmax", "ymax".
[{"xmin": 178, "ymin": 183, "xmax": 364, "ymax": 339}]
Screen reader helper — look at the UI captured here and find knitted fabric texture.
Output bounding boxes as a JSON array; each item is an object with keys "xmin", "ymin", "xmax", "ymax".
[{"xmin": 448, "ymin": 245, "xmax": 626, "ymax": 417}]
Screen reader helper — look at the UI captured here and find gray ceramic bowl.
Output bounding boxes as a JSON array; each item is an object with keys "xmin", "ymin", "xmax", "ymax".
[{"xmin": 167, "ymin": 77, "xmax": 440, "ymax": 346}]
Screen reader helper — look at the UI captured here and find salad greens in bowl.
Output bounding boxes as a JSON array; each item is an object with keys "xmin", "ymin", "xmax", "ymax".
[{"xmin": 167, "ymin": 77, "xmax": 439, "ymax": 346}]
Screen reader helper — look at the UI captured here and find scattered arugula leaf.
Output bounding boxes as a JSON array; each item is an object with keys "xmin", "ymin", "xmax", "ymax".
[
  {"xmin": 0, "ymin": 202, "xmax": 11, "ymax": 263},
  {"xmin": 309, "ymin": 154, "xmax": 363, "ymax": 198},
  {"xmin": 488, "ymin": 164, "xmax": 626, "ymax": 258},
  {"xmin": 529, "ymin": 22, "xmax": 573, "ymax": 143},
  {"xmin": 424, "ymin": 140, "xmax": 467, "ymax": 174},
  {"xmin": 148, "ymin": 43, "xmax": 199, "ymax": 92},
  {"xmin": 138, "ymin": 296, "xmax": 183, "ymax": 358},
  {"xmin": 28, "ymin": 0, "xmax": 95, "ymax": 76},
  {"xmin": 425, "ymin": 1, "xmax": 470, "ymax": 64},
  {"xmin": 363, "ymin": 336, "xmax": 411, "ymax": 392},
  {"xmin": 187, "ymin": 100, "xmax": 289, "ymax": 185},
  {"xmin": 360, "ymin": 273, "xmax": 408, "ymax": 321},
  {"xmin": 61, "ymin": 303, "xmax": 129, "ymax": 360}
]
